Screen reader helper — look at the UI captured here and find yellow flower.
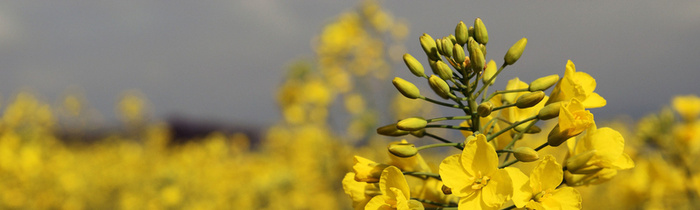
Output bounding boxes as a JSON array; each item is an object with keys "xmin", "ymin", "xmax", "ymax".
[
  {"xmin": 564, "ymin": 122, "xmax": 634, "ymax": 186},
  {"xmin": 439, "ymin": 134, "xmax": 517, "ymax": 210},
  {"xmin": 512, "ymin": 155, "xmax": 582, "ymax": 210},
  {"xmin": 547, "ymin": 60, "xmax": 606, "ymax": 108},
  {"xmin": 672, "ymin": 95, "xmax": 700, "ymax": 122},
  {"xmin": 365, "ymin": 166, "xmax": 424, "ymax": 210},
  {"xmin": 343, "ymin": 172, "xmax": 381, "ymax": 209},
  {"xmin": 353, "ymin": 156, "xmax": 390, "ymax": 183},
  {"xmin": 501, "ymin": 78, "xmax": 549, "ymax": 136},
  {"xmin": 547, "ymin": 98, "xmax": 594, "ymax": 146}
]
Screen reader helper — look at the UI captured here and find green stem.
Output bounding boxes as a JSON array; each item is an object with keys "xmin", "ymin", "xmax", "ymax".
[
  {"xmin": 496, "ymin": 149, "xmax": 514, "ymax": 153},
  {"xmin": 499, "ymin": 159, "xmax": 518, "ymax": 168},
  {"xmin": 476, "ymin": 64, "xmax": 507, "ymax": 98},
  {"xmin": 486, "ymin": 116, "xmax": 538, "ymax": 141},
  {"xmin": 492, "ymin": 103, "xmax": 517, "ymax": 111},
  {"xmin": 501, "ymin": 205, "xmax": 517, "ymax": 210},
  {"xmin": 534, "ymin": 142, "xmax": 549, "ymax": 151},
  {"xmin": 420, "ymin": 96, "xmax": 467, "ymax": 109},
  {"xmin": 503, "ymin": 118, "xmax": 540, "ymax": 161},
  {"xmin": 410, "ymin": 198, "xmax": 455, "ymax": 208},
  {"xmin": 417, "ymin": 143, "xmax": 463, "ymax": 151},
  {"xmin": 424, "ymin": 132, "xmax": 455, "ymax": 144},
  {"xmin": 426, "ymin": 124, "xmax": 472, "ymax": 131},
  {"xmin": 403, "ymin": 172, "xmax": 441, "ymax": 180},
  {"xmin": 426, "ymin": 115, "xmax": 472, "ymax": 123},
  {"xmin": 484, "ymin": 88, "xmax": 530, "ymax": 102}
]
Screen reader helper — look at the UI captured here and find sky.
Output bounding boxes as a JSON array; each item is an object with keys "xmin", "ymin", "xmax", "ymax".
[{"xmin": 0, "ymin": 0, "xmax": 698, "ymax": 127}]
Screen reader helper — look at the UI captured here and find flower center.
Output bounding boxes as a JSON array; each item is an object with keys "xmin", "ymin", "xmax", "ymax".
[
  {"xmin": 470, "ymin": 172, "xmax": 491, "ymax": 190},
  {"xmin": 533, "ymin": 190, "xmax": 550, "ymax": 202}
]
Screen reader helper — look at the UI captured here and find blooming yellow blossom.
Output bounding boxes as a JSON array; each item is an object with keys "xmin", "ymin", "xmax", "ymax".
[
  {"xmin": 547, "ymin": 60, "xmax": 606, "ymax": 108},
  {"xmin": 343, "ymin": 172, "xmax": 381, "ymax": 209},
  {"xmin": 564, "ymin": 122, "xmax": 634, "ymax": 186},
  {"xmin": 548, "ymin": 98, "xmax": 594, "ymax": 146},
  {"xmin": 365, "ymin": 166, "xmax": 424, "ymax": 210},
  {"xmin": 672, "ymin": 95, "xmax": 700, "ymax": 122},
  {"xmin": 512, "ymin": 155, "xmax": 582, "ymax": 210},
  {"xmin": 353, "ymin": 156, "xmax": 391, "ymax": 183},
  {"xmin": 439, "ymin": 134, "xmax": 517, "ymax": 210}
]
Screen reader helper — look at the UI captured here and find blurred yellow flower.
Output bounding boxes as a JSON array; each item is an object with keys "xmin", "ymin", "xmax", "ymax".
[
  {"xmin": 547, "ymin": 60, "xmax": 606, "ymax": 108},
  {"xmin": 672, "ymin": 95, "xmax": 700, "ymax": 122}
]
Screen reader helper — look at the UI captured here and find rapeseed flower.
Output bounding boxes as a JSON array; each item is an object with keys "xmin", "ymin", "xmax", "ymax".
[
  {"xmin": 365, "ymin": 166, "xmax": 424, "ymax": 210},
  {"xmin": 512, "ymin": 155, "xmax": 582, "ymax": 210},
  {"xmin": 564, "ymin": 122, "xmax": 634, "ymax": 186},
  {"xmin": 547, "ymin": 60, "xmax": 606, "ymax": 108}
]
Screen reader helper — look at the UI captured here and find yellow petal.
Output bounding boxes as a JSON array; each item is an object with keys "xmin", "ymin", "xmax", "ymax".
[
  {"xmin": 572, "ymin": 71, "xmax": 596, "ymax": 96},
  {"xmin": 586, "ymin": 128, "xmax": 624, "ymax": 167},
  {"xmin": 407, "ymin": 200, "xmax": 425, "ymax": 210},
  {"xmin": 611, "ymin": 153, "xmax": 635, "ymax": 170},
  {"xmin": 380, "ymin": 166, "xmax": 411, "ymax": 200},
  {"xmin": 343, "ymin": 172, "xmax": 369, "ymax": 203},
  {"xmin": 364, "ymin": 196, "xmax": 391, "ymax": 210},
  {"xmin": 531, "ymin": 155, "xmax": 563, "ymax": 192},
  {"xmin": 481, "ymin": 169, "xmax": 512, "ymax": 208},
  {"xmin": 507, "ymin": 167, "xmax": 532, "ymax": 208},
  {"xmin": 439, "ymin": 154, "xmax": 475, "ymax": 197},
  {"xmin": 526, "ymin": 200, "xmax": 546, "ymax": 210},
  {"xmin": 457, "ymin": 192, "xmax": 498, "ymax": 210},
  {"xmin": 462, "ymin": 134, "xmax": 498, "ymax": 176},
  {"xmin": 549, "ymin": 187, "xmax": 582, "ymax": 210},
  {"xmin": 582, "ymin": 92, "xmax": 606, "ymax": 108}
]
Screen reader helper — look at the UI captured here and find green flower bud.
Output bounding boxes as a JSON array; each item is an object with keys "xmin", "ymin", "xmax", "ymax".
[
  {"xmin": 448, "ymin": 35, "xmax": 457, "ymax": 46},
  {"xmin": 453, "ymin": 44, "xmax": 466, "ymax": 65},
  {"xmin": 504, "ymin": 37, "xmax": 527, "ymax": 65},
  {"xmin": 480, "ymin": 44, "xmax": 487, "ymax": 56},
  {"xmin": 410, "ymin": 129, "xmax": 425, "ymax": 137},
  {"xmin": 529, "ymin": 74, "xmax": 560, "ymax": 91},
  {"xmin": 441, "ymin": 37, "xmax": 454, "ymax": 58},
  {"xmin": 470, "ymin": 45, "xmax": 485, "ymax": 72},
  {"xmin": 474, "ymin": 18, "xmax": 488, "ymax": 44},
  {"xmin": 376, "ymin": 123, "xmax": 410, "ymax": 136},
  {"xmin": 513, "ymin": 147, "xmax": 539, "ymax": 162},
  {"xmin": 420, "ymin": 33, "xmax": 440, "ymax": 61},
  {"xmin": 435, "ymin": 60, "xmax": 453, "ymax": 80},
  {"xmin": 403, "ymin": 53, "xmax": 426, "ymax": 78},
  {"xmin": 468, "ymin": 26, "xmax": 474, "ymax": 39},
  {"xmin": 538, "ymin": 102, "xmax": 563, "ymax": 120},
  {"xmin": 392, "ymin": 77, "xmax": 421, "ymax": 99},
  {"xmin": 455, "ymin": 21, "xmax": 468, "ymax": 45},
  {"xmin": 388, "ymin": 142, "xmax": 418, "ymax": 157},
  {"xmin": 514, "ymin": 123, "xmax": 542, "ymax": 134},
  {"xmin": 435, "ymin": 38, "xmax": 444, "ymax": 57},
  {"xmin": 477, "ymin": 102, "xmax": 494, "ymax": 117},
  {"xmin": 482, "ymin": 60, "xmax": 497, "ymax": 85},
  {"xmin": 428, "ymin": 75, "xmax": 451, "ymax": 99},
  {"xmin": 516, "ymin": 91, "xmax": 545, "ymax": 108},
  {"xmin": 547, "ymin": 124, "xmax": 578, "ymax": 146},
  {"xmin": 565, "ymin": 150, "xmax": 598, "ymax": 174},
  {"xmin": 397, "ymin": 117, "xmax": 427, "ymax": 131}
]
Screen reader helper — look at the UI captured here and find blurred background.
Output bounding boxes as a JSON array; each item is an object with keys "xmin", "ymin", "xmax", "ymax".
[{"xmin": 0, "ymin": 0, "xmax": 699, "ymax": 209}]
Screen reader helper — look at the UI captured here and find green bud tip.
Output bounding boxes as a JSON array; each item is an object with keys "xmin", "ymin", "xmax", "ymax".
[
  {"xmin": 455, "ymin": 21, "xmax": 468, "ymax": 45},
  {"xmin": 538, "ymin": 102, "xmax": 563, "ymax": 120},
  {"xmin": 516, "ymin": 91, "xmax": 545, "ymax": 108},
  {"xmin": 529, "ymin": 74, "xmax": 560, "ymax": 91},
  {"xmin": 565, "ymin": 150, "xmax": 598, "ymax": 174},
  {"xmin": 477, "ymin": 102, "xmax": 494, "ymax": 117},
  {"xmin": 403, "ymin": 53, "xmax": 426, "ymax": 78},
  {"xmin": 420, "ymin": 33, "xmax": 440, "ymax": 61},
  {"xmin": 376, "ymin": 123, "xmax": 410, "ymax": 136},
  {"xmin": 514, "ymin": 123, "xmax": 542, "ymax": 134},
  {"xmin": 547, "ymin": 124, "xmax": 580, "ymax": 146},
  {"xmin": 470, "ymin": 45, "xmax": 485, "ymax": 72},
  {"xmin": 428, "ymin": 75, "xmax": 451, "ymax": 99},
  {"xmin": 513, "ymin": 147, "xmax": 539, "ymax": 162},
  {"xmin": 441, "ymin": 37, "xmax": 454, "ymax": 58},
  {"xmin": 392, "ymin": 77, "xmax": 421, "ymax": 99},
  {"xmin": 453, "ymin": 44, "xmax": 466, "ymax": 65},
  {"xmin": 388, "ymin": 142, "xmax": 418, "ymax": 158},
  {"xmin": 474, "ymin": 18, "xmax": 488, "ymax": 45},
  {"xmin": 435, "ymin": 60, "xmax": 453, "ymax": 80},
  {"xmin": 397, "ymin": 117, "xmax": 428, "ymax": 131},
  {"xmin": 504, "ymin": 37, "xmax": 527, "ymax": 65},
  {"xmin": 482, "ymin": 60, "xmax": 497, "ymax": 85}
]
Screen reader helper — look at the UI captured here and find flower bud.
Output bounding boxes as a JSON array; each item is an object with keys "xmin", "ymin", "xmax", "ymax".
[
  {"xmin": 435, "ymin": 38, "xmax": 444, "ymax": 56},
  {"xmin": 392, "ymin": 77, "xmax": 421, "ymax": 99},
  {"xmin": 420, "ymin": 33, "xmax": 440, "ymax": 61},
  {"xmin": 403, "ymin": 53, "xmax": 426, "ymax": 78},
  {"xmin": 448, "ymin": 35, "xmax": 457, "ymax": 46},
  {"xmin": 388, "ymin": 142, "xmax": 418, "ymax": 158},
  {"xmin": 547, "ymin": 124, "xmax": 575, "ymax": 146},
  {"xmin": 513, "ymin": 147, "xmax": 539, "ymax": 162},
  {"xmin": 376, "ymin": 123, "xmax": 410, "ymax": 136},
  {"xmin": 529, "ymin": 74, "xmax": 560, "ymax": 91},
  {"xmin": 435, "ymin": 60, "xmax": 453, "ymax": 80},
  {"xmin": 468, "ymin": 26, "xmax": 474, "ymax": 39},
  {"xmin": 470, "ymin": 44, "xmax": 485, "ymax": 71},
  {"xmin": 410, "ymin": 129, "xmax": 425, "ymax": 137},
  {"xmin": 516, "ymin": 91, "xmax": 545, "ymax": 108},
  {"xmin": 353, "ymin": 156, "xmax": 390, "ymax": 182},
  {"xmin": 477, "ymin": 102, "xmax": 494, "ymax": 117},
  {"xmin": 538, "ymin": 102, "xmax": 563, "ymax": 120},
  {"xmin": 482, "ymin": 60, "xmax": 497, "ymax": 85},
  {"xmin": 453, "ymin": 44, "xmax": 466, "ymax": 65},
  {"xmin": 455, "ymin": 21, "xmax": 468, "ymax": 45},
  {"xmin": 429, "ymin": 75, "xmax": 451, "ymax": 99},
  {"xmin": 504, "ymin": 37, "xmax": 527, "ymax": 65},
  {"xmin": 474, "ymin": 18, "xmax": 488, "ymax": 44},
  {"xmin": 480, "ymin": 44, "xmax": 487, "ymax": 56},
  {"xmin": 565, "ymin": 150, "xmax": 597, "ymax": 173},
  {"xmin": 397, "ymin": 117, "xmax": 428, "ymax": 131},
  {"xmin": 514, "ymin": 123, "xmax": 542, "ymax": 134},
  {"xmin": 441, "ymin": 37, "xmax": 454, "ymax": 58}
]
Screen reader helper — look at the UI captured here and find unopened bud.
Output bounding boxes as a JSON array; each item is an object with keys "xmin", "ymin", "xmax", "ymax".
[
  {"xmin": 388, "ymin": 142, "xmax": 418, "ymax": 157},
  {"xmin": 480, "ymin": 44, "xmax": 487, "ymax": 56},
  {"xmin": 470, "ymin": 45, "xmax": 485, "ymax": 71},
  {"xmin": 397, "ymin": 117, "xmax": 428, "ymax": 131},
  {"xmin": 453, "ymin": 44, "xmax": 466, "ymax": 64},
  {"xmin": 516, "ymin": 91, "xmax": 545, "ymax": 108},
  {"xmin": 468, "ymin": 26, "xmax": 474, "ymax": 39},
  {"xmin": 455, "ymin": 21, "xmax": 468, "ymax": 45},
  {"xmin": 448, "ymin": 35, "xmax": 457, "ymax": 46},
  {"xmin": 474, "ymin": 18, "xmax": 488, "ymax": 44},
  {"xmin": 514, "ymin": 123, "xmax": 542, "ymax": 134},
  {"xmin": 477, "ymin": 102, "xmax": 494, "ymax": 117},
  {"xmin": 435, "ymin": 60, "xmax": 453, "ymax": 80},
  {"xmin": 441, "ymin": 38, "xmax": 454, "ymax": 58},
  {"xmin": 565, "ymin": 150, "xmax": 597, "ymax": 173},
  {"xmin": 513, "ymin": 147, "xmax": 539, "ymax": 162},
  {"xmin": 504, "ymin": 37, "xmax": 527, "ymax": 65},
  {"xmin": 482, "ymin": 60, "xmax": 497, "ymax": 85},
  {"xmin": 529, "ymin": 74, "xmax": 560, "ymax": 91},
  {"xmin": 547, "ymin": 124, "xmax": 575, "ymax": 146},
  {"xmin": 538, "ymin": 102, "xmax": 563, "ymax": 120},
  {"xmin": 429, "ymin": 75, "xmax": 452, "ymax": 99},
  {"xmin": 392, "ymin": 77, "xmax": 421, "ymax": 99},
  {"xmin": 403, "ymin": 54, "xmax": 426, "ymax": 78},
  {"xmin": 420, "ymin": 33, "xmax": 440, "ymax": 61},
  {"xmin": 377, "ymin": 123, "xmax": 410, "ymax": 136}
]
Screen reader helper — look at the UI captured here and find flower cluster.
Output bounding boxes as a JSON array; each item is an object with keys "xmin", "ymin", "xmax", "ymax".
[{"xmin": 342, "ymin": 18, "xmax": 635, "ymax": 209}]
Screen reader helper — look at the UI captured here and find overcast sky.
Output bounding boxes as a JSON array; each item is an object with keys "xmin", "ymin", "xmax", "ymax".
[{"xmin": 0, "ymin": 0, "xmax": 698, "ymax": 126}]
